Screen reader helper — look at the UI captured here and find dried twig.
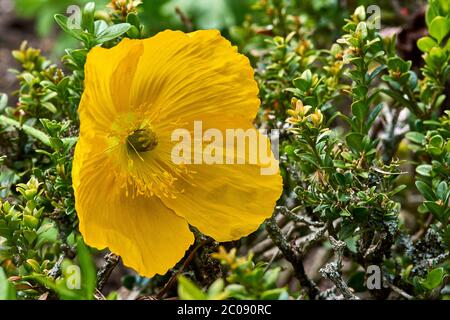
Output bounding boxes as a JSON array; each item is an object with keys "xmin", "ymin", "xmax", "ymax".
[
  {"xmin": 277, "ymin": 206, "xmax": 324, "ymax": 227},
  {"xmin": 264, "ymin": 225, "xmax": 295, "ymax": 272},
  {"xmin": 48, "ymin": 253, "xmax": 65, "ymax": 279},
  {"xmin": 265, "ymin": 215, "xmax": 320, "ymax": 299},
  {"xmin": 155, "ymin": 239, "xmax": 211, "ymax": 300},
  {"xmin": 385, "ymin": 281, "xmax": 414, "ymax": 300},
  {"xmin": 320, "ymin": 237, "xmax": 359, "ymax": 300},
  {"xmin": 175, "ymin": 6, "xmax": 193, "ymax": 32},
  {"xmin": 296, "ymin": 223, "xmax": 329, "ymax": 253},
  {"xmin": 97, "ymin": 252, "xmax": 120, "ymax": 291},
  {"xmin": 252, "ymin": 221, "xmax": 293, "ymax": 255}
]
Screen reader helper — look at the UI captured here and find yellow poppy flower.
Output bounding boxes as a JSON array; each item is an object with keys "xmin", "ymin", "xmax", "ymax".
[{"xmin": 72, "ymin": 30, "xmax": 282, "ymax": 277}]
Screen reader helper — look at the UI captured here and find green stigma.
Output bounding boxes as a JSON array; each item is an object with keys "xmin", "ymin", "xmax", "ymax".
[{"xmin": 126, "ymin": 127, "xmax": 158, "ymax": 153}]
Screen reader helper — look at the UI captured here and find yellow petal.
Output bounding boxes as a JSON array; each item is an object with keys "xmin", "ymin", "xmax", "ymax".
[
  {"xmin": 121, "ymin": 30, "xmax": 282, "ymax": 241},
  {"xmin": 72, "ymin": 139, "xmax": 194, "ymax": 277},
  {"xmin": 160, "ymin": 131, "xmax": 282, "ymax": 242},
  {"xmin": 80, "ymin": 38, "xmax": 143, "ymax": 134},
  {"xmin": 162, "ymin": 163, "xmax": 282, "ymax": 242},
  {"xmin": 128, "ymin": 30, "xmax": 259, "ymax": 128}
]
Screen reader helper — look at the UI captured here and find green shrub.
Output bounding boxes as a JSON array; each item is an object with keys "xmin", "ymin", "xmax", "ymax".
[{"xmin": 0, "ymin": 0, "xmax": 449, "ymax": 300}]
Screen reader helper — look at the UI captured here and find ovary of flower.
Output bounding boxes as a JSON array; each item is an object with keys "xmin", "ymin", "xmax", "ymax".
[{"xmin": 170, "ymin": 121, "xmax": 279, "ymax": 175}]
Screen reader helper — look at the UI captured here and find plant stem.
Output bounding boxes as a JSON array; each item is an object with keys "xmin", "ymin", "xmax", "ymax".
[
  {"xmin": 265, "ymin": 214, "xmax": 321, "ymax": 299},
  {"xmin": 97, "ymin": 253, "xmax": 120, "ymax": 292}
]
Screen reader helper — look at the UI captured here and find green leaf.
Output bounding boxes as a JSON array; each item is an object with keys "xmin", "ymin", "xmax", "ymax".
[
  {"xmin": 82, "ymin": 2, "xmax": 96, "ymax": 34},
  {"xmin": 351, "ymin": 100, "xmax": 369, "ymax": 122},
  {"xmin": 436, "ymin": 181, "xmax": 448, "ymax": 200},
  {"xmin": 345, "ymin": 236, "xmax": 358, "ymax": 253},
  {"xmin": 49, "ymin": 137, "xmax": 64, "ymax": 150},
  {"xmin": 381, "ymin": 88, "xmax": 414, "ymax": 110},
  {"xmin": 0, "ymin": 115, "xmax": 52, "ymax": 146},
  {"xmin": 344, "ymin": 171, "xmax": 353, "ymax": 185},
  {"xmin": 0, "ymin": 93, "xmax": 7, "ymax": 112},
  {"xmin": 225, "ymin": 284, "xmax": 247, "ymax": 299},
  {"xmin": 406, "ymin": 132, "xmax": 426, "ymax": 145},
  {"xmin": 41, "ymin": 101, "xmax": 57, "ymax": 113},
  {"xmin": 424, "ymin": 201, "xmax": 447, "ymax": 223},
  {"xmin": 426, "ymin": 1, "xmax": 441, "ymax": 27},
  {"xmin": 427, "ymin": 47, "xmax": 446, "ymax": 66},
  {"xmin": 126, "ymin": 25, "xmax": 140, "ymax": 39},
  {"xmin": 416, "ymin": 181, "xmax": 435, "ymax": 201},
  {"xmin": 76, "ymin": 237, "xmax": 96, "ymax": 300},
  {"xmin": 429, "ymin": 16, "xmax": 449, "ymax": 44},
  {"xmin": 293, "ymin": 70, "xmax": 312, "ymax": 92},
  {"xmin": 126, "ymin": 12, "xmax": 140, "ymax": 29},
  {"xmin": 368, "ymin": 65, "xmax": 387, "ymax": 83},
  {"xmin": 95, "ymin": 23, "xmax": 131, "ymax": 44},
  {"xmin": 417, "ymin": 36, "xmax": 438, "ymax": 52},
  {"xmin": 260, "ymin": 288, "xmax": 286, "ymax": 300},
  {"xmin": 207, "ymin": 279, "xmax": 225, "ymax": 298},
  {"xmin": 94, "ymin": 20, "xmax": 108, "ymax": 36},
  {"xmin": 387, "ymin": 57, "xmax": 411, "ymax": 73},
  {"xmin": 354, "ymin": 5, "xmax": 366, "ymax": 21},
  {"xmin": 416, "ymin": 164, "xmax": 432, "ymax": 177},
  {"xmin": 36, "ymin": 220, "xmax": 58, "ymax": 248},
  {"xmin": 420, "ymin": 267, "xmax": 445, "ymax": 290},
  {"xmin": 0, "ymin": 267, "xmax": 16, "ymax": 300},
  {"xmin": 390, "ymin": 184, "xmax": 407, "ymax": 196},
  {"xmin": 339, "ymin": 222, "xmax": 357, "ymax": 240},
  {"xmin": 334, "ymin": 172, "xmax": 347, "ymax": 186},
  {"xmin": 429, "ymin": 135, "xmax": 444, "ymax": 148},
  {"xmin": 263, "ymin": 267, "xmax": 280, "ymax": 289},
  {"xmin": 356, "ymin": 22, "xmax": 368, "ymax": 40},
  {"xmin": 31, "ymin": 274, "xmax": 81, "ymax": 300},
  {"xmin": 367, "ymin": 103, "xmax": 383, "ymax": 129},
  {"xmin": 178, "ymin": 275, "xmax": 207, "ymax": 300},
  {"xmin": 54, "ymin": 14, "xmax": 84, "ymax": 42},
  {"xmin": 346, "ymin": 133, "xmax": 364, "ymax": 153}
]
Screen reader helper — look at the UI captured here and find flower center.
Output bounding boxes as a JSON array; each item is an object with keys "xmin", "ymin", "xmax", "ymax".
[{"xmin": 126, "ymin": 127, "xmax": 158, "ymax": 153}]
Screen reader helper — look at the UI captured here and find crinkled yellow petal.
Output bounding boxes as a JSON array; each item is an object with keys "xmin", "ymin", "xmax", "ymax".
[
  {"xmin": 123, "ymin": 30, "xmax": 282, "ymax": 241},
  {"xmin": 72, "ymin": 128, "xmax": 194, "ymax": 278},
  {"xmin": 81, "ymin": 38, "xmax": 143, "ymax": 134},
  {"xmin": 161, "ymin": 149, "xmax": 282, "ymax": 242},
  {"xmin": 129, "ymin": 30, "xmax": 259, "ymax": 128}
]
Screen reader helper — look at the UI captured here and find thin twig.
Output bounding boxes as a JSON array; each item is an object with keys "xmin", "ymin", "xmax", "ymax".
[
  {"xmin": 385, "ymin": 281, "xmax": 414, "ymax": 300},
  {"xmin": 252, "ymin": 221, "xmax": 293, "ymax": 255},
  {"xmin": 320, "ymin": 237, "xmax": 359, "ymax": 300},
  {"xmin": 296, "ymin": 223, "xmax": 329, "ymax": 253},
  {"xmin": 155, "ymin": 239, "xmax": 211, "ymax": 300},
  {"xmin": 426, "ymin": 252, "xmax": 450, "ymax": 267},
  {"xmin": 276, "ymin": 206, "xmax": 324, "ymax": 227},
  {"xmin": 175, "ymin": 6, "xmax": 193, "ymax": 32},
  {"xmin": 265, "ymin": 215, "xmax": 321, "ymax": 299},
  {"xmin": 264, "ymin": 225, "xmax": 295, "ymax": 273},
  {"xmin": 97, "ymin": 253, "xmax": 120, "ymax": 291},
  {"xmin": 48, "ymin": 253, "xmax": 65, "ymax": 279},
  {"xmin": 411, "ymin": 214, "xmax": 434, "ymax": 242}
]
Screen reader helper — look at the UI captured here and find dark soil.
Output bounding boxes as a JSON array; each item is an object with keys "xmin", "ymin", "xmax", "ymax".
[{"xmin": 0, "ymin": 0, "xmax": 53, "ymax": 101}]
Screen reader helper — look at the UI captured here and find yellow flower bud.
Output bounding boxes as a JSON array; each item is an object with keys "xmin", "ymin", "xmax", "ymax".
[{"xmin": 310, "ymin": 109, "xmax": 323, "ymax": 126}]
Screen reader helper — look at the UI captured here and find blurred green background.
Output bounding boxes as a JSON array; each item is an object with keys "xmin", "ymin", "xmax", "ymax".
[
  {"xmin": 11, "ymin": 0, "xmax": 426, "ymax": 46},
  {"xmin": 0, "ymin": 0, "xmax": 427, "ymax": 96}
]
